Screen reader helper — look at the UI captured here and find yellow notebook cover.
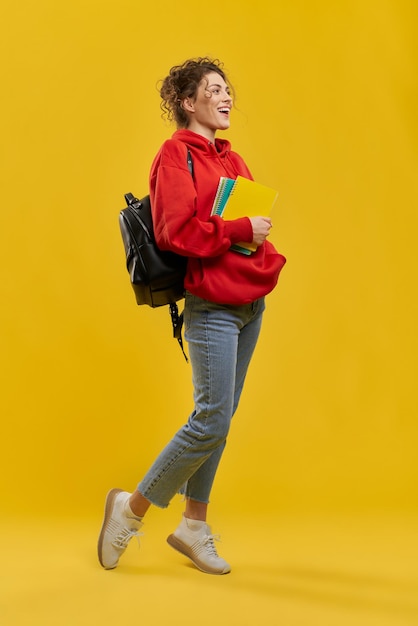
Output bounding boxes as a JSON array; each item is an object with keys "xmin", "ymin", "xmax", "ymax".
[
  {"xmin": 223, "ymin": 176, "xmax": 278, "ymax": 219},
  {"xmin": 223, "ymin": 176, "xmax": 278, "ymax": 253}
]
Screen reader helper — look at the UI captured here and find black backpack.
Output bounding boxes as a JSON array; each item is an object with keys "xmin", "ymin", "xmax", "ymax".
[{"xmin": 119, "ymin": 150, "xmax": 193, "ymax": 361}]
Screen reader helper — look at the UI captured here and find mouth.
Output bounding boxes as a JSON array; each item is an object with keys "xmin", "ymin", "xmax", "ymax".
[{"xmin": 218, "ymin": 108, "xmax": 230, "ymax": 116}]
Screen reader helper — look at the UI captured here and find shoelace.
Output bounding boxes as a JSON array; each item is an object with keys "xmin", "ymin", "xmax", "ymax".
[
  {"xmin": 112, "ymin": 527, "xmax": 142, "ymax": 550},
  {"xmin": 202, "ymin": 534, "xmax": 221, "ymax": 557}
]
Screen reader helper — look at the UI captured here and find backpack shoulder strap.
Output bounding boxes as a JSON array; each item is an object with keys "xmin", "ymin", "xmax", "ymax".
[
  {"xmin": 169, "ymin": 148, "xmax": 194, "ymax": 363},
  {"xmin": 186, "ymin": 148, "xmax": 194, "ymax": 178}
]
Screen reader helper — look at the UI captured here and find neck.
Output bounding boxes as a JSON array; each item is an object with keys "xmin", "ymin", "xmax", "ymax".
[{"xmin": 186, "ymin": 121, "xmax": 216, "ymax": 143}]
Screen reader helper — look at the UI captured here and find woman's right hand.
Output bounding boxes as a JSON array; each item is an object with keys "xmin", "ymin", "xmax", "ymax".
[{"xmin": 249, "ymin": 216, "xmax": 273, "ymax": 246}]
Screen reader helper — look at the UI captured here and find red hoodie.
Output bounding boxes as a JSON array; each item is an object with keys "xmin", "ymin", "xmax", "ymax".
[{"xmin": 150, "ymin": 129, "xmax": 286, "ymax": 305}]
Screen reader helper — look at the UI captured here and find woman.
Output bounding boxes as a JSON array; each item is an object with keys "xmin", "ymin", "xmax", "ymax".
[{"xmin": 98, "ymin": 57, "xmax": 286, "ymax": 575}]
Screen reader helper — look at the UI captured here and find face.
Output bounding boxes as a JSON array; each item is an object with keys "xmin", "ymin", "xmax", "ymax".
[{"xmin": 183, "ymin": 71, "xmax": 233, "ymax": 141}]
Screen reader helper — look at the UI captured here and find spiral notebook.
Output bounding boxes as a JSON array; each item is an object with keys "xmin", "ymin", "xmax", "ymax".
[
  {"xmin": 211, "ymin": 176, "xmax": 278, "ymax": 254},
  {"xmin": 211, "ymin": 177, "xmax": 237, "ymax": 217}
]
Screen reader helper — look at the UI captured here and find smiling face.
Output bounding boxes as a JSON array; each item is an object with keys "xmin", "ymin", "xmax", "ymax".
[{"xmin": 182, "ymin": 71, "xmax": 233, "ymax": 142}]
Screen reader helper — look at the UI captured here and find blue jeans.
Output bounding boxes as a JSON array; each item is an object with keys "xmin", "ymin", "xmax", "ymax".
[{"xmin": 136, "ymin": 292, "xmax": 265, "ymax": 508}]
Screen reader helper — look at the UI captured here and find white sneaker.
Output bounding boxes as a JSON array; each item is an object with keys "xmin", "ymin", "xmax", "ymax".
[
  {"xmin": 97, "ymin": 488, "xmax": 143, "ymax": 569},
  {"xmin": 167, "ymin": 516, "xmax": 231, "ymax": 575}
]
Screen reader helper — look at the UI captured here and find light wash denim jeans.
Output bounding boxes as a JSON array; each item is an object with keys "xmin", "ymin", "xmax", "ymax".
[{"xmin": 136, "ymin": 292, "xmax": 265, "ymax": 508}]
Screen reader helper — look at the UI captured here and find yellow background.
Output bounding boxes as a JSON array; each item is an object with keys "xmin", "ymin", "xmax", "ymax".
[{"xmin": 1, "ymin": 1, "xmax": 417, "ymax": 624}]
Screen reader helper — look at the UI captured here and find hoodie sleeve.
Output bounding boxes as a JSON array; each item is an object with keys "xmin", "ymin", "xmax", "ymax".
[{"xmin": 150, "ymin": 141, "xmax": 253, "ymax": 258}]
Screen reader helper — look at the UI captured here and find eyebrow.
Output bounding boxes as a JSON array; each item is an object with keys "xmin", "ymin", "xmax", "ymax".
[{"xmin": 208, "ymin": 83, "xmax": 230, "ymax": 92}]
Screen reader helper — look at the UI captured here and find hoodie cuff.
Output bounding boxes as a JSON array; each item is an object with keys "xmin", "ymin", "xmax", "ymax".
[{"xmin": 223, "ymin": 217, "xmax": 253, "ymax": 245}]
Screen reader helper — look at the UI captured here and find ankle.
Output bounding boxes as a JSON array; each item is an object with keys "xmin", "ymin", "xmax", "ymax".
[
  {"xmin": 124, "ymin": 500, "xmax": 143, "ymax": 521},
  {"xmin": 128, "ymin": 491, "xmax": 151, "ymax": 518},
  {"xmin": 184, "ymin": 498, "xmax": 208, "ymax": 522}
]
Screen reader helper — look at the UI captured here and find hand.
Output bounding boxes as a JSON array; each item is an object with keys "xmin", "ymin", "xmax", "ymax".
[{"xmin": 249, "ymin": 216, "xmax": 272, "ymax": 246}]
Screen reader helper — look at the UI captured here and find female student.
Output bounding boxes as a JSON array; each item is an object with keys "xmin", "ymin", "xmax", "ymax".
[{"xmin": 98, "ymin": 57, "xmax": 286, "ymax": 575}]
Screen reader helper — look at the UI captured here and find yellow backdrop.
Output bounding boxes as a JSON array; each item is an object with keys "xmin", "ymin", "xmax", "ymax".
[{"xmin": 1, "ymin": 0, "xmax": 417, "ymax": 521}]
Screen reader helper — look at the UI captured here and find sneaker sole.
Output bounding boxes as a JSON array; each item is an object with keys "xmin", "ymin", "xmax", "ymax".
[
  {"xmin": 167, "ymin": 534, "xmax": 231, "ymax": 575},
  {"xmin": 97, "ymin": 488, "xmax": 123, "ymax": 569}
]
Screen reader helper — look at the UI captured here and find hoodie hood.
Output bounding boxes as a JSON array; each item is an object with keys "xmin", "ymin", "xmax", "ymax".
[{"xmin": 172, "ymin": 129, "xmax": 232, "ymax": 158}]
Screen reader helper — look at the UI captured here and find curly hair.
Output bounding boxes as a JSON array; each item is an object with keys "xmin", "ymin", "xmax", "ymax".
[{"xmin": 159, "ymin": 57, "xmax": 233, "ymax": 128}]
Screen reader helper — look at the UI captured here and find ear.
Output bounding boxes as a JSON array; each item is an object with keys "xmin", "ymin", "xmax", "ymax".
[{"xmin": 182, "ymin": 97, "xmax": 195, "ymax": 113}]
